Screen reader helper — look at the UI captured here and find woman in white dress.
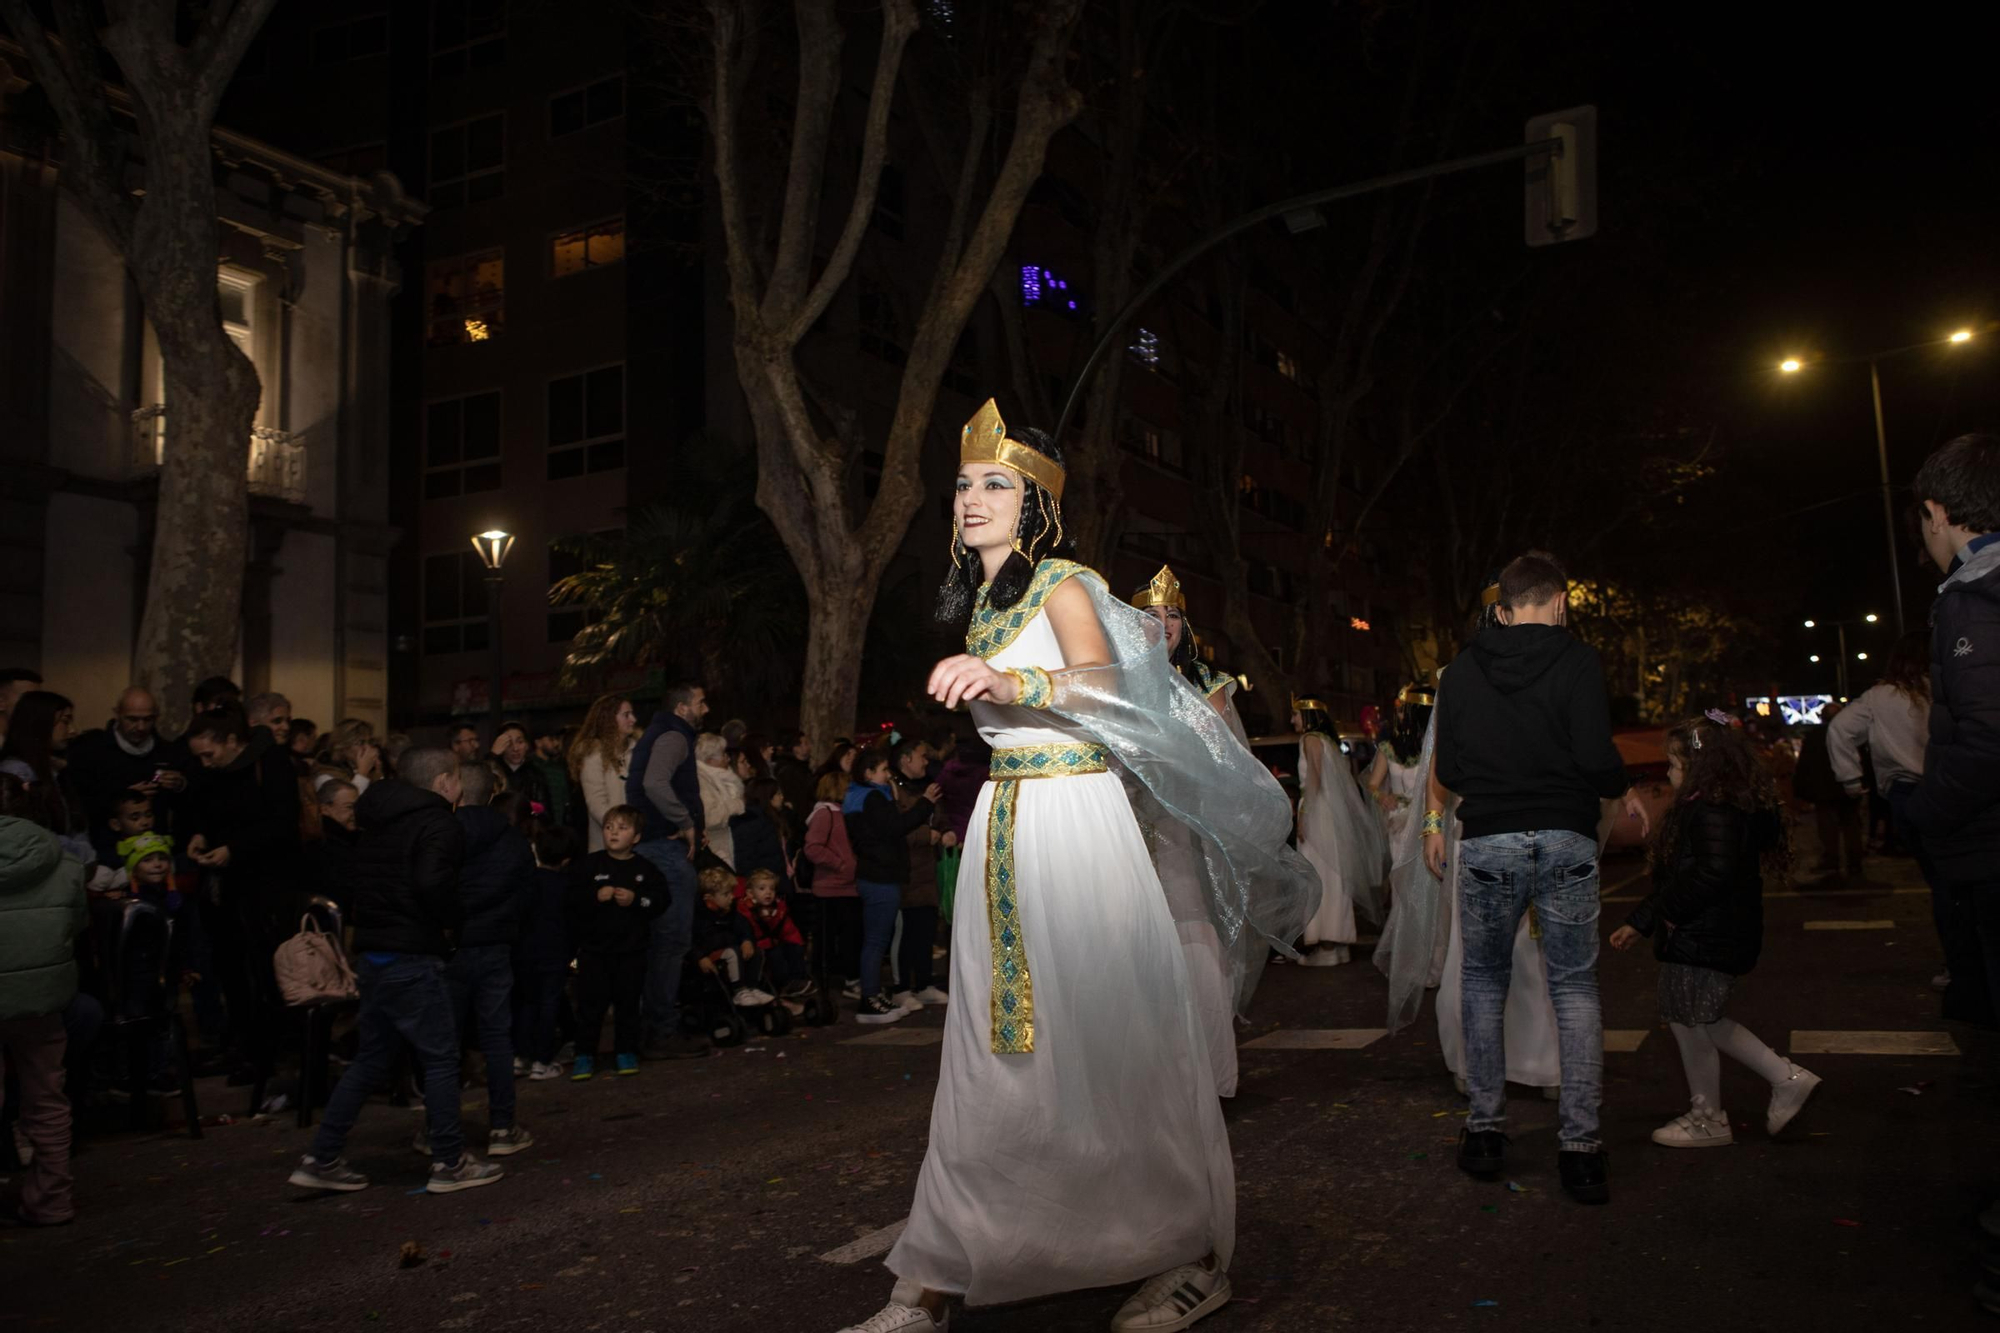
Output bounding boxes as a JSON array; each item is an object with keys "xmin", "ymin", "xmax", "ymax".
[
  {"xmin": 1130, "ymin": 565, "xmax": 1247, "ymax": 1098},
  {"xmin": 1293, "ymin": 696, "xmax": 1388, "ymax": 965},
  {"xmin": 839, "ymin": 402, "xmax": 1314, "ymax": 1333},
  {"xmin": 569, "ymin": 693, "xmax": 638, "ymax": 852}
]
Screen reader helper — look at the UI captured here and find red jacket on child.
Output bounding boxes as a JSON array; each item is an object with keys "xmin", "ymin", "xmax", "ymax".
[{"xmin": 737, "ymin": 895, "xmax": 803, "ymax": 951}]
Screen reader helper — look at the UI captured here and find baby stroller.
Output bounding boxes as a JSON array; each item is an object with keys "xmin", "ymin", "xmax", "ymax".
[{"xmin": 683, "ymin": 954, "xmax": 791, "ymax": 1047}]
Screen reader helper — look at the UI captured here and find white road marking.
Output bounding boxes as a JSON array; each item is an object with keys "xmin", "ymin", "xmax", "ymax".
[
  {"xmin": 1790, "ymin": 1030, "xmax": 1961, "ymax": 1056},
  {"xmin": 818, "ymin": 1218, "xmax": 909, "ymax": 1264},
  {"xmin": 1804, "ymin": 920, "xmax": 1896, "ymax": 931},
  {"xmin": 1603, "ymin": 1029, "xmax": 1650, "ymax": 1053},
  {"xmin": 1241, "ymin": 1029, "xmax": 1386, "ymax": 1050},
  {"xmin": 840, "ymin": 1028, "xmax": 943, "ymax": 1047}
]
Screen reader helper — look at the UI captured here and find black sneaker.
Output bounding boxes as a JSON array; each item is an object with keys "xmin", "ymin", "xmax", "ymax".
[
  {"xmin": 855, "ymin": 994, "xmax": 907, "ymax": 1025},
  {"xmin": 1457, "ymin": 1127, "xmax": 1507, "ymax": 1178},
  {"xmin": 1558, "ymin": 1149, "xmax": 1609, "ymax": 1204}
]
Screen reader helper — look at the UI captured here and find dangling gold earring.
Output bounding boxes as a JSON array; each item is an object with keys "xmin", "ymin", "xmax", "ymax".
[{"xmin": 950, "ymin": 524, "xmax": 966, "ymax": 565}]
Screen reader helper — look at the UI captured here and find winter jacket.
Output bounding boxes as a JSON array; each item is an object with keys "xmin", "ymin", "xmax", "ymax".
[
  {"xmin": 803, "ymin": 801, "xmax": 858, "ymax": 898},
  {"xmin": 566, "ymin": 851, "xmax": 668, "ymax": 953},
  {"xmin": 498, "ymin": 758, "xmax": 550, "ymax": 814},
  {"xmin": 690, "ymin": 900, "xmax": 754, "ymax": 960},
  {"xmin": 0, "ymin": 817, "xmax": 86, "ymax": 1020},
  {"xmin": 67, "ymin": 727, "xmax": 193, "ymax": 855},
  {"xmin": 844, "ymin": 781, "xmax": 933, "ymax": 885},
  {"xmin": 728, "ymin": 807, "xmax": 793, "ymax": 894},
  {"xmin": 1828, "ymin": 683, "xmax": 1929, "ymax": 797},
  {"xmin": 933, "ymin": 751, "xmax": 989, "ymax": 845},
  {"xmin": 1790, "ymin": 725, "xmax": 1848, "ymax": 805},
  {"xmin": 455, "ymin": 803, "xmax": 536, "ymax": 947},
  {"xmin": 346, "ymin": 780, "xmax": 465, "ymax": 956},
  {"xmin": 1626, "ymin": 802, "xmax": 1773, "ymax": 976},
  {"xmin": 1907, "ymin": 536, "xmax": 2000, "ymax": 882},
  {"xmin": 630, "ymin": 711, "xmax": 703, "ymax": 842},
  {"xmin": 895, "ymin": 774, "xmax": 941, "ymax": 909},
  {"xmin": 1436, "ymin": 624, "xmax": 1630, "ymax": 840},
  {"xmin": 187, "ymin": 730, "xmax": 303, "ymax": 898},
  {"xmin": 738, "ymin": 895, "xmax": 804, "ymax": 951},
  {"xmin": 515, "ymin": 865, "xmax": 575, "ymax": 972},
  {"xmin": 699, "ymin": 762, "xmax": 745, "ymax": 867},
  {"xmin": 528, "ymin": 754, "xmax": 573, "ymax": 828},
  {"xmin": 577, "ymin": 743, "xmax": 632, "ymax": 852},
  {"xmin": 773, "ymin": 756, "xmax": 815, "ymax": 833}
]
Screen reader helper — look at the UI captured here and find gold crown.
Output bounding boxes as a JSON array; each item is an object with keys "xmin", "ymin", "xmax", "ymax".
[
  {"xmin": 1481, "ymin": 581, "xmax": 1502, "ymax": 607},
  {"xmin": 1396, "ymin": 683, "xmax": 1436, "ymax": 707},
  {"xmin": 1130, "ymin": 564, "xmax": 1186, "ymax": 611},
  {"xmin": 1291, "ymin": 694, "xmax": 1331, "ymax": 714},
  {"xmin": 961, "ymin": 399, "xmax": 1065, "ymax": 500}
]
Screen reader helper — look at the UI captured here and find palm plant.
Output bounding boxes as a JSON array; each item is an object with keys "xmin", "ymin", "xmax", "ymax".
[{"xmin": 550, "ymin": 497, "xmax": 805, "ymax": 708}]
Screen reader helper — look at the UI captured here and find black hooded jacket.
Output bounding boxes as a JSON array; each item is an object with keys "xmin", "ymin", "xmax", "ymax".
[
  {"xmin": 454, "ymin": 803, "xmax": 536, "ymax": 948},
  {"xmin": 1906, "ymin": 539, "xmax": 2000, "ymax": 882},
  {"xmin": 187, "ymin": 730, "xmax": 301, "ymax": 895},
  {"xmin": 1626, "ymin": 802, "xmax": 1774, "ymax": 975},
  {"xmin": 347, "ymin": 780, "xmax": 465, "ymax": 956},
  {"xmin": 1436, "ymin": 623, "xmax": 1630, "ymax": 840}
]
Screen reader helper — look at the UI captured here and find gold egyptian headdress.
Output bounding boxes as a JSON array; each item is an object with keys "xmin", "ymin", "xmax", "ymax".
[
  {"xmin": 1290, "ymin": 694, "xmax": 1331, "ymax": 715},
  {"xmin": 1396, "ymin": 683, "xmax": 1436, "ymax": 708},
  {"xmin": 961, "ymin": 399, "xmax": 1066, "ymax": 500},
  {"xmin": 1130, "ymin": 564, "xmax": 1186, "ymax": 612}
]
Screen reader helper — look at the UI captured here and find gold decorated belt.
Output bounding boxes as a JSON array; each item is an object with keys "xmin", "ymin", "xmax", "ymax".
[{"xmin": 978, "ymin": 743, "xmax": 1106, "ymax": 1056}]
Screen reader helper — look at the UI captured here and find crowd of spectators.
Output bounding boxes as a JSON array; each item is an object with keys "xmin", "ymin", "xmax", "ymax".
[{"xmin": 0, "ymin": 668, "xmax": 974, "ymax": 1209}]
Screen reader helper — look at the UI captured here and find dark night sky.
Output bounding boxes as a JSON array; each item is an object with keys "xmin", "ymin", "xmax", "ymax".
[{"xmin": 1262, "ymin": 3, "xmax": 1998, "ymax": 689}]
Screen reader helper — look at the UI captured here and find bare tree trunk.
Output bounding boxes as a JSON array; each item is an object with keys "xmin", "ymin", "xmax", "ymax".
[{"xmin": 3, "ymin": 0, "xmax": 277, "ymax": 732}]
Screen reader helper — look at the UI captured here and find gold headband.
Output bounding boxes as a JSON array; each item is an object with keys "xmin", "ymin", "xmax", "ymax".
[
  {"xmin": 1130, "ymin": 564, "xmax": 1185, "ymax": 611},
  {"xmin": 1291, "ymin": 695, "xmax": 1330, "ymax": 714},
  {"xmin": 1397, "ymin": 684, "xmax": 1436, "ymax": 707},
  {"xmin": 961, "ymin": 399, "xmax": 1066, "ymax": 500},
  {"xmin": 1481, "ymin": 582, "xmax": 1502, "ymax": 607}
]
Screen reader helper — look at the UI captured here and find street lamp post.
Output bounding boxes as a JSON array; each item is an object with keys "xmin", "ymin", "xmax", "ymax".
[
  {"xmin": 1779, "ymin": 328, "xmax": 1977, "ymax": 635},
  {"xmin": 472, "ymin": 529, "xmax": 515, "ymax": 739}
]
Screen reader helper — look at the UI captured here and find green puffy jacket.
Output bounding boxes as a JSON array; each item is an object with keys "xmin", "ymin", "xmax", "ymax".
[{"xmin": 0, "ymin": 816, "xmax": 86, "ymax": 1021}]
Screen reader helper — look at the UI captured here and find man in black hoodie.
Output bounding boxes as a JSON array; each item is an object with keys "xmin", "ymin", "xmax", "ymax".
[
  {"xmin": 443, "ymin": 763, "xmax": 536, "ymax": 1156},
  {"xmin": 287, "ymin": 748, "xmax": 503, "ymax": 1196},
  {"xmin": 1435, "ymin": 551, "xmax": 1645, "ymax": 1205}
]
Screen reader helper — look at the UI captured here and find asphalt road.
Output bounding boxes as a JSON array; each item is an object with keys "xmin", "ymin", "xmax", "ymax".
[{"xmin": 5, "ymin": 846, "xmax": 1993, "ymax": 1332}]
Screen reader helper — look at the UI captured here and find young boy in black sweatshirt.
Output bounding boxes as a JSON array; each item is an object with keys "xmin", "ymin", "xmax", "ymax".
[{"xmin": 566, "ymin": 805, "xmax": 667, "ymax": 1079}]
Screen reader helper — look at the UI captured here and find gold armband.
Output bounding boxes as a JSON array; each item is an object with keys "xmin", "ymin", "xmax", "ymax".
[{"xmin": 1421, "ymin": 809, "xmax": 1445, "ymax": 837}]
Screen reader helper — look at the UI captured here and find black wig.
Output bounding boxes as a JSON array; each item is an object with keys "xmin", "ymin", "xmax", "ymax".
[{"xmin": 934, "ymin": 426, "xmax": 1075, "ymax": 624}]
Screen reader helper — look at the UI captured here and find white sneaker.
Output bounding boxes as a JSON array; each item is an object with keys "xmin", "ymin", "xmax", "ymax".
[
  {"xmin": 833, "ymin": 1301, "xmax": 948, "ymax": 1332},
  {"xmin": 892, "ymin": 990, "xmax": 925, "ymax": 1012},
  {"xmin": 511, "ymin": 1056, "xmax": 527, "ymax": 1076},
  {"xmin": 732, "ymin": 987, "xmax": 777, "ymax": 1007},
  {"xmin": 1766, "ymin": 1063, "xmax": 1822, "ymax": 1136},
  {"xmin": 1111, "ymin": 1261, "xmax": 1231, "ymax": 1331},
  {"xmin": 912, "ymin": 986, "xmax": 950, "ymax": 1005},
  {"xmin": 1298, "ymin": 944, "xmax": 1350, "ymax": 967},
  {"xmin": 841, "ymin": 980, "xmax": 862, "ymax": 1000},
  {"xmin": 1651, "ymin": 1108, "xmax": 1733, "ymax": 1149},
  {"xmin": 855, "ymin": 994, "xmax": 907, "ymax": 1024},
  {"xmin": 528, "ymin": 1061, "xmax": 563, "ymax": 1081}
]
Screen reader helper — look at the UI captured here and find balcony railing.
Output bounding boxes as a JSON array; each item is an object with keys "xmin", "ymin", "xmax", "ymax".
[{"xmin": 131, "ymin": 405, "xmax": 307, "ymax": 505}]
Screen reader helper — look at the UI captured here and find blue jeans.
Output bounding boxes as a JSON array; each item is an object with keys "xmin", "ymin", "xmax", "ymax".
[
  {"xmin": 310, "ymin": 955, "xmax": 464, "ymax": 1167},
  {"xmin": 854, "ymin": 880, "xmax": 902, "ymax": 1000},
  {"xmin": 1458, "ymin": 830, "xmax": 1603, "ymax": 1152},
  {"xmin": 446, "ymin": 944, "xmax": 515, "ymax": 1130},
  {"xmin": 637, "ymin": 838, "xmax": 697, "ymax": 1038}
]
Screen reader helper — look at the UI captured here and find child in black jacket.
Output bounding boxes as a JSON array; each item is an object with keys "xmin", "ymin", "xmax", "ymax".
[
  {"xmin": 565, "ymin": 807, "xmax": 667, "ymax": 1079},
  {"xmin": 513, "ymin": 825, "xmax": 576, "ymax": 1079},
  {"xmin": 690, "ymin": 867, "xmax": 770, "ymax": 1006},
  {"xmin": 1612, "ymin": 712, "xmax": 1821, "ymax": 1148}
]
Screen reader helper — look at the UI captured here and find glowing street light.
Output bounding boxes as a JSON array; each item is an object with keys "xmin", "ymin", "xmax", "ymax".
[
  {"xmin": 470, "ymin": 528, "xmax": 515, "ymax": 733},
  {"xmin": 1950, "ymin": 329, "xmax": 1974, "ymax": 344},
  {"xmin": 1809, "ymin": 654, "xmax": 1821, "ymax": 663},
  {"xmin": 1864, "ymin": 613, "xmax": 1879, "ymax": 623},
  {"xmin": 1779, "ymin": 357, "xmax": 1803, "ymax": 373},
  {"xmin": 1802, "ymin": 618, "xmax": 1816, "ymax": 628},
  {"xmin": 1856, "ymin": 652, "xmax": 1869, "ymax": 662}
]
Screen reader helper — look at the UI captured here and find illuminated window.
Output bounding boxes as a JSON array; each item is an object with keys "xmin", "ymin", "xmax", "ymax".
[
  {"xmin": 423, "ymin": 391, "xmax": 502, "ymax": 499},
  {"xmin": 1275, "ymin": 348, "xmax": 1303, "ymax": 382},
  {"xmin": 1020, "ymin": 264, "xmax": 1083, "ymax": 314},
  {"xmin": 426, "ymin": 250, "xmax": 505, "ymax": 346},
  {"xmin": 428, "ymin": 114, "xmax": 505, "ymax": 209},
  {"xmin": 550, "ymin": 77, "xmax": 624, "ymax": 138},
  {"xmin": 432, "ymin": 0, "xmax": 504, "ymax": 76},
  {"xmin": 551, "ymin": 218, "xmax": 625, "ymax": 277},
  {"xmin": 547, "ymin": 366, "xmax": 625, "ymax": 479},
  {"xmin": 422, "ymin": 551, "xmax": 491, "ymax": 655}
]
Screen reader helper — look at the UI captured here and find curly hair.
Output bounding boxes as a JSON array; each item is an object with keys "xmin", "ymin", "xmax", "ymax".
[
  {"xmin": 1653, "ymin": 715, "xmax": 1791, "ymax": 884},
  {"xmin": 933, "ymin": 425, "xmax": 1075, "ymax": 624},
  {"xmin": 568, "ymin": 693, "xmax": 632, "ymax": 782}
]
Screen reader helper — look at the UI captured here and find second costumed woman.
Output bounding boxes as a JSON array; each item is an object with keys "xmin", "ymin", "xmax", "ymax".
[
  {"xmin": 836, "ymin": 402, "xmax": 1316, "ymax": 1333},
  {"xmin": 1292, "ymin": 694, "xmax": 1388, "ymax": 966}
]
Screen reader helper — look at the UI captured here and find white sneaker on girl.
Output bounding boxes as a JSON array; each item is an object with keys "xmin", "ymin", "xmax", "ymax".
[
  {"xmin": 1766, "ymin": 1063, "xmax": 1822, "ymax": 1136},
  {"xmin": 1651, "ymin": 1108, "xmax": 1733, "ymax": 1149},
  {"xmin": 1111, "ymin": 1260, "xmax": 1231, "ymax": 1331}
]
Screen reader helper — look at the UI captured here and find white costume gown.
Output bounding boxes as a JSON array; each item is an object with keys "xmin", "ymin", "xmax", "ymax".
[
  {"xmin": 1297, "ymin": 734, "xmax": 1384, "ymax": 951},
  {"xmin": 887, "ymin": 588, "xmax": 1233, "ymax": 1306},
  {"xmin": 1374, "ymin": 746, "xmax": 1446, "ymax": 987}
]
